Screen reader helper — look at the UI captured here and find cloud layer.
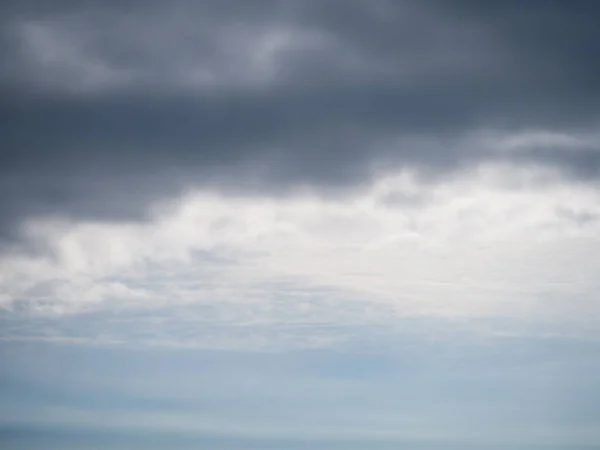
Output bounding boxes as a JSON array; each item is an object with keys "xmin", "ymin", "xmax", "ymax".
[
  {"xmin": 1, "ymin": 0, "xmax": 600, "ymax": 349},
  {"xmin": 2, "ymin": 0, "xmax": 600, "ymax": 239},
  {"xmin": 2, "ymin": 4, "xmax": 600, "ymax": 448}
]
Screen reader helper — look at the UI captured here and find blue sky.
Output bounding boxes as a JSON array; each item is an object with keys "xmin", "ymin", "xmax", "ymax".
[
  {"xmin": 2, "ymin": 317, "xmax": 600, "ymax": 449},
  {"xmin": 2, "ymin": 1, "xmax": 600, "ymax": 449},
  {"xmin": 2, "ymin": 332, "xmax": 600, "ymax": 449}
]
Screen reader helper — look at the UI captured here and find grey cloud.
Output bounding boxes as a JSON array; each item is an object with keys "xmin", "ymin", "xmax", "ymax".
[
  {"xmin": 2, "ymin": 0, "xmax": 600, "ymax": 242},
  {"xmin": 555, "ymin": 206, "xmax": 599, "ymax": 228},
  {"xmin": 515, "ymin": 146, "xmax": 600, "ymax": 180}
]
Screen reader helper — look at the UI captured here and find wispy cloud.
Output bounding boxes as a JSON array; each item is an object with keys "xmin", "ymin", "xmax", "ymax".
[{"xmin": 1, "ymin": 162, "xmax": 599, "ymax": 348}]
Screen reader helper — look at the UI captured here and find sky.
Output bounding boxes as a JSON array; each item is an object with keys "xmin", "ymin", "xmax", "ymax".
[{"xmin": 1, "ymin": 1, "xmax": 600, "ymax": 449}]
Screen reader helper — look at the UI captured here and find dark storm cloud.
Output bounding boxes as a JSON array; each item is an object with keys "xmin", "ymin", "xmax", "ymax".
[{"xmin": 1, "ymin": 0, "xmax": 600, "ymax": 242}]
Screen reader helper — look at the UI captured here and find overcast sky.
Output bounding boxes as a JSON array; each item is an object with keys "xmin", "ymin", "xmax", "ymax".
[{"xmin": 1, "ymin": 1, "xmax": 600, "ymax": 449}]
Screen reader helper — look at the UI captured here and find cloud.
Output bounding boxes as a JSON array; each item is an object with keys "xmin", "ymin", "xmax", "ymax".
[
  {"xmin": 2, "ymin": 164, "xmax": 600, "ymax": 349},
  {"xmin": 2, "ymin": 0, "xmax": 600, "ymax": 242},
  {"xmin": 3, "ymin": 4, "xmax": 600, "ymax": 447},
  {"xmin": 1, "ymin": 0, "xmax": 600, "ymax": 350}
]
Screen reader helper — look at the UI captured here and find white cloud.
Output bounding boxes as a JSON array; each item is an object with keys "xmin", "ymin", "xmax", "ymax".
[{"xmin": 2, "ymin": 150, "xmax": 600, "ymax": 347}]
